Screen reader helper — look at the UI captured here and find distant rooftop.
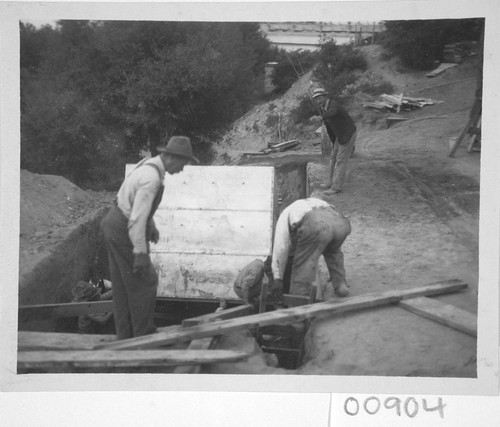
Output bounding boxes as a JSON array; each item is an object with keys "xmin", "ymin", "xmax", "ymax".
[{"xmin": 260, "ymin": 22, "xmax": 385, "ymax": 51}]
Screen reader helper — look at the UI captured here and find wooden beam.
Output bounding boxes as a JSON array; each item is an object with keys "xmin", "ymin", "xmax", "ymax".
[
  {"xmin": 283, "ymin": 294, "xmax": 313, "ymax": 307},
  {"xmin": 17, "ymin": 349, "xmax": 251, "ymax": 370},
  {"xmin": 176, "ymin": 305, "xmax": 254, "ymax": 373},
  {"xmin": 173, "ymin": 337, "xmax": 221, "ymax": 374},
  {"xmin": 18, "ymin": 301, "xmax": 114, "ymax": 322},
  {"xmin": 97, "ymin": 279, "xmax": 467, "ymax": 350},
  {"xmin": 182, "ymin": 305, "xmax": 254, "ymax": 327},
  {"xmin": 398, "ymin": 297, "xmax": 477, "ymax": 337},
  {"xmin": 18, "ymin": 325, "xmax": 181, "ymax": 351}
]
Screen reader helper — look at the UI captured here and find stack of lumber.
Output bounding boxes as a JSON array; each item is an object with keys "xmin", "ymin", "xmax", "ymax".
[
  {"xmin": 363, "ymin": 93, "xmax": 442, "ymax": 113},
  {"xmin": 17, "ymin": 279, "xmax": 475, "ymax": 372},
  {"xmin": 442, "ymin": 42, "xmax": 471, "ymax": 63},
  {"xmin": 94, "ymin": 279, "xmax": 471, "ymax": 351},
  {"xmin": 17, "ymin": 324, "xmax": 252, "ymax": 373}
]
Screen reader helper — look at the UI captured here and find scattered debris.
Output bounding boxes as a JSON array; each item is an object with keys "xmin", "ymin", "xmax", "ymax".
[
  {"xmin": 243, "ymin": 139, "xmax": 300, "ymax": 156},
  {"xmin": 363, "ymin": 93, "xmax": 444, "ymax": 113}
]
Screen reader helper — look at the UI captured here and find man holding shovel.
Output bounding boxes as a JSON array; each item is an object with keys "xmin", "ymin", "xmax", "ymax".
[{"xmin": 311, "ymin": 88, "xmax": 357, "ymax": 195}]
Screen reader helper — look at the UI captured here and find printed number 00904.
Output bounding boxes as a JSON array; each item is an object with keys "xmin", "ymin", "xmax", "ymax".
[{"xmin": 344, "ymin": 396, "xmax": 446, "ymax": 419}]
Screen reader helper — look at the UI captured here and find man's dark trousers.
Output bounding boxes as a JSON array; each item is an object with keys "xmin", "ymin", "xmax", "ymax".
[{"xmin": 101, "ymin": 205, "xmax": 158, "ymax": 340}]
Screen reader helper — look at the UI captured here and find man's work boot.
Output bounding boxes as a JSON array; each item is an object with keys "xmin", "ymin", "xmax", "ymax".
[{"xmin": 334, "ymin": 283, "xmax": 349, "ymax": 297}]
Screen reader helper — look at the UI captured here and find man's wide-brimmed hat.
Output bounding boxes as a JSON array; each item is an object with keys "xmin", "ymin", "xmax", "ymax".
[
  {"xmin": 72, "ymin": 281, "xmax": 101, "ymax": 302},
  {"xmin": 312, "ymin": 88, "xmax": 328, "ymax": 99},
  {"xmin": 157, "ymin": 136, "xmax": 200, "ymax": 164}
]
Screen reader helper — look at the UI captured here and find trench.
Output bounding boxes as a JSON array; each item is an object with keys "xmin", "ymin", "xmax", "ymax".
[{"xmin": 18, "ymin": 161, "xmax": 311, "ymax": 371}]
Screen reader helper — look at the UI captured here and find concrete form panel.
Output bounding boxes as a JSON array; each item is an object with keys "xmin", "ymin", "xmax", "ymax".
[{"xmin": 126, "ymin": 164, "xmax": 275, "ymax": 299}]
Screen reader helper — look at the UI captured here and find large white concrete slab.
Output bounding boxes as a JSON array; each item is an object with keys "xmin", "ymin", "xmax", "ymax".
[{"xmin": 126, "ymin": 164, "xmax": 275, "ymax": 299}]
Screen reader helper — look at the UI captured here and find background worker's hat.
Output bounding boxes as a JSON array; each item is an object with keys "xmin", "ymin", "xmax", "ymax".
[
  {"xmin": 157, "ymin": 136, "xmax": 200, "ymax": 164},
  {"xmin": 72, "ymin": 281, "xmax": 101, "ymax": 302},
  {"xmin": 312, "ymin": 88, "xmax": 328, "ymax": 99}
]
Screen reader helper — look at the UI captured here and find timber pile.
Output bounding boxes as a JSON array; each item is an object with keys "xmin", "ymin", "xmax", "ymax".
[
  {"xmin": 442, "ymin": 42, "xmax": 471, "ymax": 63},
  {"xmin": 17, "ymin": 279, "xmax": 474, "ymax": 372},
  {"xmin": 363, "ymin": 93, "xmax": 442, "ymax": 113},
  {"xmin": 97, "ymin": 279, "xmax": 469, "ymax": 351}
]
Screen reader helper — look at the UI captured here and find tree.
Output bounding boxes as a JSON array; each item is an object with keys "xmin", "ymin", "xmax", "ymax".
[
  {"xmin": 380, "ymin": 19, "xmax": 484, "ymax": 69},
  {"xmin": 20, "ymin": 21, "xmax": 271, "ymax": 187}
]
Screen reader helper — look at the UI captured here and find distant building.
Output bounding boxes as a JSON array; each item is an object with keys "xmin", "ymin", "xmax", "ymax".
[{"xmin": 260, "ymin": 22, "xmax": 385, "ymax": 51}]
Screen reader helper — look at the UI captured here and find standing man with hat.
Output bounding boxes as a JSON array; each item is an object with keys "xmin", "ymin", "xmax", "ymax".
[
  {"xmin": 311, "ymin": 88, "xmax": 357, "ymax": 194},
  {"xmin": 101, "ymin": 136, "xmax": 199, "ymax": 340}
]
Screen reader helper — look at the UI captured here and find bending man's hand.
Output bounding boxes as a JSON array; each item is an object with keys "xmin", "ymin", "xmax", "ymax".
[{"xmin": 270, "ymin": 278, "xmax": 284, "ymax": 303}]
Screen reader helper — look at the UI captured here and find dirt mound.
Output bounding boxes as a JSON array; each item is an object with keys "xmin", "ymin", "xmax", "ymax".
[
  {"xmin": 20, "ymin": 169, "xmax": 114, "ymax": 236},
  {"xmin": 19, "ymin": 169, "xmax": 115, "ymax": 283},
  {"xmin": 213, "ymin": 70, "xmax": 319, "ymax": 164}
]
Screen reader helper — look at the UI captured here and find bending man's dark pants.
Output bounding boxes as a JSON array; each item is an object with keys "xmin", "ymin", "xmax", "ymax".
[{"xmin": 290, "ymin": 206, "xmax": 351, "ymax": 297}]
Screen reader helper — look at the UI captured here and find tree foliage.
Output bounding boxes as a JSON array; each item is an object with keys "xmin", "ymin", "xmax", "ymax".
[
  {"xmin": 312, "ymin": 40, "xmax": 367, "ymax": 97},
  {"xmin": 267, "ymin": 47, "xmax": 317, "ymax": 94},
  {"xmin": 380, "ymin": 19, "xmax": 484, "ymax": 69},
  {"xmin": 20, "ymin": 21, "xmax": 270, "ymax": 188}
]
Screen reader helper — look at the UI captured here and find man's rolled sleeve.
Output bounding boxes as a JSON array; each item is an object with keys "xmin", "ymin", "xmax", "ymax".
[
  {"xmin": 128, "ymin": 175, "xmax": 160, "ymax": 254},
  {"xmin": 271, "ymin": 208, "xmax": 292, "ymax": 280}
]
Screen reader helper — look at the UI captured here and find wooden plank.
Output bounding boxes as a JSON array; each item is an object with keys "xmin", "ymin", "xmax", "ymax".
[
  {"xmin": 176, "ymin": 305, "xmax": 254, "ymax": 373},
  {"xmin": 398, "ymin": 297, "xmax": 477, "ymax": 337},
  {"xmin": 426, "ymin": 63, "xmax": 458, "ymax": 77},
  {"xmin": 449, "ymin": 98, "xmax": 481, "ymax": 157},
  {"xmin": 152, "ymin": 210, "xmax": 272, "ymax": 254},
  {"xmin": 152, "ymin": 254, "xmax": 270, "ymax": 299},
  {"xmin": 18, "ymin": 325, "xmax": 181, "ymax": 351},
  {"xmin": 18, "ymin": 349, "xmax": 251, "ymax": 370},
  {"xmin": 173, "ymin": 337, "xmax": 221, "ymax": 374},
  {"xmin": 18, "ymin": 300, "xmax": 114, "ymax": 322},
  {"xmin": 98, "ymin": 279, "xmax": 467, "ymax": 350},
  {"xmin": 182, "ymin": 305, "xmax": 254, "ymax": 327},
  {"xmin": 18, "ymin": 331, "xmax": 117, "ymax": 351},
  {"xmin": 283, "ymin": 294, "xmax": 311, "ymax": 307}
]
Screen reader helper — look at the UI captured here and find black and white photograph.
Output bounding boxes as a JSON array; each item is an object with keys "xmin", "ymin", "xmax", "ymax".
[{"xmin": 1, "ymin": 0, "xmax": 499, "ymax": 424}]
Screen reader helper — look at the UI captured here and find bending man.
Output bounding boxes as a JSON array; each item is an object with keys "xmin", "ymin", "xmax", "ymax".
[
  {"xmin": 271, "ymin": 195, "xmax": 351, "ymax": 302},
  {"xmin": 101, "ymin": 136, "xmax": 199, "ymax": 340}
]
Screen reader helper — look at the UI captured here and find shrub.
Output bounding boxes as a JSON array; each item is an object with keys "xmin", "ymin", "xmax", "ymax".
[
  {"xmin": 312, "ymin": 40, "xmax": 368, "ymax": 98},
  {"xmin": 380, "ymin": 19, "xmax": 484, "ymax": 70},
  {"xmin": 342, "ymin": 73, "xmax": 394, "ymax": 96}
]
